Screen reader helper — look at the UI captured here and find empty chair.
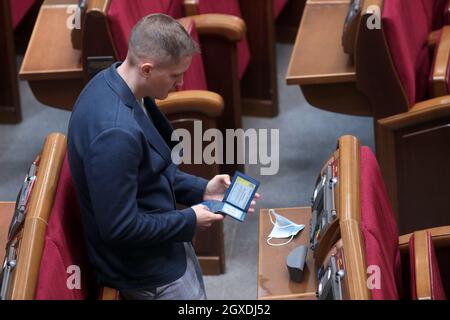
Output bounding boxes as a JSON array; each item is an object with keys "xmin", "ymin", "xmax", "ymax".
[
  {"xmin": 316, "ymin": 136, "xmax": 450, "ymax": 300},
  {"xmin": 349, "ymin": 0, "xmax": 450, "ymax": 233}
]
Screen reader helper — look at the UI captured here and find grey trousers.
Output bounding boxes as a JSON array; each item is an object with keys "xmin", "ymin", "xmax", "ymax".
[{"xmin": 120, "ymin": 243, "xmax": 207, "ymax": 300}]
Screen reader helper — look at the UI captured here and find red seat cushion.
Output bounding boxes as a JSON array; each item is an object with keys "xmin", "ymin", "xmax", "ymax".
[
  {"xmin": 178, "ymin": 19, "xmax": 208, "ymax": 91},
  {"xmin": 273, "ymin": 0, "xmax": 288, "ymax": 19},
  {"xmin": 196, "ymin": 0, "xmax": 251, "ymax": 79},
  {"xmin": 108, "ymin": 0, "xmax": 166, "ymax": 61},
  {"xmin": 35, "ymin": 155, "xmax": 97, "ymax": 300},
  {"xmin": 360, "ymin": 146, "xmax": 402, "ymax": 300},
  {"xmin": 409, "ymin": 232, "xmax": 447, "ymax": 300},
  {"xmin": 382, "ymin": 0, "xmax": 447, "ymax": 107},
  {"xmin": 161, "ymin": 0, "xmax": 184, "ymax": 18},
  {"xmin": 10, "ymin": 0, "xmax": 36, "ymax": 29}
]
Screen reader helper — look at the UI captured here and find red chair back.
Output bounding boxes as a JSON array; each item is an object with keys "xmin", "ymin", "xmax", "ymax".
[
  {"xmin": 35, "ymin": 155, "xmax": 97, "ymax": 300},
  {"xmin": 381, "ymin": 0, "xmax": 447, "ymax": 106},
  {"xmin": 10, "ymin": 0, "xmax": 36, "ymax": 29},
  {"xmin": 359, "ymin": 146, "xmax": 402, "ymax": 299},
  {"xmin": 195, "ymin": 0, "xmax": 250, "ymax": 79}
]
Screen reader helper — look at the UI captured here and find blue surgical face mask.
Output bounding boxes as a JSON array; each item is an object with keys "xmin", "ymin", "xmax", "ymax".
[{"xmin": 267, "ymin": 209, "xmax": 305, "ymax": 246}]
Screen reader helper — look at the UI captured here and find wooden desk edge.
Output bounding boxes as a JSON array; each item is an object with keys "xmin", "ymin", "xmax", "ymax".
[
  {"xmin": 258, "ymin": 207, "xmax": 315, "ymax": 300},
  {"xmin": 286, "ymin": 73, "xmax": 356, "ymax": 86},
  {"xmin": 285, "ymin": 0, "xmax": 354, "ymax": 86}
]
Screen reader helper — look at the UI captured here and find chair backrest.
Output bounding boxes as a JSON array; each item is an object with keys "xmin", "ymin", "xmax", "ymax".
[
  {"xmin": 316, "ymin": 137, "xmax": 405, "ymax": 300},
  {"xmin": 409, "ymin": 231, "xmax": 447, "ymax": 300},
  {"xmin": 313, "ymin": 136, "xmax": 371, "ymax": 300},
  {"xmin": 7, "ymin": 133, "xmax": 67, "ymax": 299},
  {"xmin": 381, "ymin": 0, "xmax": 447, "ymax": 106},
  {"xmin": 10, "ymin": 0, "xmax": 36, "ymax": 29},
  {"xmin": 106, "ymin": 0, "xmax": 208, "ymax": 91},
  {"xmin": 4, "ymin": 133, "xmax": 119, "ymax": 300},
  {"xmin": 35, "ymin": 155, "xmax": 97, "ymax": 300},
  {"xmin": 359, "ymin": 146, "xmax": 402, "ymax": 299},
  {"xmin": 191, "ymin": 0, "xmax": 250, "ymax": 79}
]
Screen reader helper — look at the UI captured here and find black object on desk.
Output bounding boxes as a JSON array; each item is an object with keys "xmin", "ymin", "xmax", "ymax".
[{"xmin": 286, "ymin": 245, "xmax": 308, "ymax": 283}]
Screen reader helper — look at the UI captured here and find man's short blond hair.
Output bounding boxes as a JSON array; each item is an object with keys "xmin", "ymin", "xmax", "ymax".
[{"xmin": 128, "ymin": 14, "xmax": 200, "ymax": 66}]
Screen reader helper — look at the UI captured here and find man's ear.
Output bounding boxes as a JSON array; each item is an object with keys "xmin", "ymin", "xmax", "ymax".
[{"xmin": 140, "ymin": 62, "xmax": 154, "ymax": 78}]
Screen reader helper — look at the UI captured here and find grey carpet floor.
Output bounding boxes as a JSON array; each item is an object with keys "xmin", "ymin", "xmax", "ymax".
[{"xmin": 0, "ymin": 43, "xmax": 374, "ymax": 299}]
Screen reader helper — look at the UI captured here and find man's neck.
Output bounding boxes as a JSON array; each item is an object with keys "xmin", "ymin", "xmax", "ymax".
[{"xmin": 117, "ymin": 62, "xmax": 144, "ymax": 101}]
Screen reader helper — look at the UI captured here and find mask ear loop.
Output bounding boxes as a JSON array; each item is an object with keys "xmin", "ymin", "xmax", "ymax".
[
  {"xmin": 266, "ymin": 235, "xmax": 294, "ymax": 246},
  {"xmin": 267, "ymin": 210, "xmax": 295, "ymax": 246}
]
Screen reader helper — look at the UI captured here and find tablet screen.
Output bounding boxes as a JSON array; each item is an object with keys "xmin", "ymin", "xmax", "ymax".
[{"xmin": 226, "ymin": 176, "xmax": 257, "ymax": 210}]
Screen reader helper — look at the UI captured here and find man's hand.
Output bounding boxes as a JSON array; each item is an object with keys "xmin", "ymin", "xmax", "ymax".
[
  {"xmin": 203, "ymin": 174, "xmax": 231, "ymax": 202},
  {"xmin": 192, "ymin": 204, "xmax": 224, "ymax": 230},
  {"xmin": 203, "ymin": 174, "xmax": 261, "ymax": 214}
]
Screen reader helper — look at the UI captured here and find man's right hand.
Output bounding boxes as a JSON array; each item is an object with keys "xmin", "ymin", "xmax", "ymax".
[{"xmin": 192, "ymin": 204, "xmax": 224, "ymax": 230}]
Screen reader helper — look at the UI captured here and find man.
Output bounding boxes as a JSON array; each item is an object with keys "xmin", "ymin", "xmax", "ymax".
[{"xmin": 67, "ymin": 14, "xmax": 258, "ymax": 300}]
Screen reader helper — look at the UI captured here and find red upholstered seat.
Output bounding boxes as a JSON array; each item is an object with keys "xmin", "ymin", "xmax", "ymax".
[
  {"xmin": 195, "ymin": 0, "xmax": 251, "ymax": 79},
  {"xmin": 273, "ymin": 0, "xmax": 288, "ymax": 19},
  {"xmin": 409, "ymin": 232, "xmax": 447, "ymax": 300},
  {"xmin": 107, "ymin": 0, "xmax": 165, "ymax": 61},
  {"xmin": 161, "ymin": 0, "xmax": 184, "ymax": 18},
  {"xmin": 359, "ymin": 146, "xmax": 402, "ymax": 300},
  {"xmin": 107, "ymin": 0, "xmax": 207, "ymax": 90},
  {"xmin": 382, "ymin": 0, "xmax": 448, "ymax": 107},
  {"xmin": 10, "ymin": 0, "xmax": 36, "ymax": 29},
  {"xmin": 178, "ymin": 19, "xmax": 208, "ymax": 91},
  {"xmin": 35, "ymin": 155, "xmax": 97, "ymax": 300}
]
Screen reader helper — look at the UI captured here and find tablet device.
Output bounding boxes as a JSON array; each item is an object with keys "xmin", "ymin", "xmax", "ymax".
[{"xmin": 202, "ymin": 171, "xmax": 260, "ymax": 222}]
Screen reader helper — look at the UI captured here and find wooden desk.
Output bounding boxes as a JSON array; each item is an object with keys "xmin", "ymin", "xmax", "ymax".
[
  {"xmin": 0, "ymin": 202, "xmax": 15, "ymax": 261},
  {"xmin": 286, "ymin": 0, "xmax": 371, "ymax": 116},
  {"xmin": 19, "ymin": 0, "xmax": 84, "ymax": 109},
  {"xmin": 258, "ymin": 207, "xmax": 317, "ymax": 300}
]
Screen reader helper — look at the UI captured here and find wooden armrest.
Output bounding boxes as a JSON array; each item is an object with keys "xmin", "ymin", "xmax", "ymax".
[
  {"xmin": 184, "ymin": 0, "xmax": 199, "ymax": 16},
  {"xmin": 11, "ymin": 133, "xmax": 67, "ymax": 300},
  {"xmin": 99, "ymin": 286, "xmax": 120, "ymax": 300},
  {"xmin": 430, "ymin": 26, "xmax": 450, "ymax": 97},
  {"xmin": 87, "ymin": 0, "xmax": 110, "ymax": 13},
  {"xmin": 156, "ymin": 90, "xmax": 224, "ymax": 117},
  {"xmin": 378, "ymin": 95, "xmax": 450, "ymax": 129},
  {"xmin": 428, "ymin": 30, "xmax": 441, "ymax": 49},
  {"xmin": 180, "ymin": 14, "xmax": 246, "ymax": 42},
  {"xmin": 399, "ymin": 226, "xmax": 450, "ymax": 251},
  {"xmin": 410, "ymin": 230, "xmax": 433, "ymax": 299},
  {"xmin": 70, "ymin": 0, "xmax": 110, "ymax": 49}
]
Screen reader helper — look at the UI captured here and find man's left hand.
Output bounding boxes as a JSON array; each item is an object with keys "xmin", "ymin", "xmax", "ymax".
[{"xmin": 203, "ymin": 174, "xmax": 261, "ymax": 214}]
